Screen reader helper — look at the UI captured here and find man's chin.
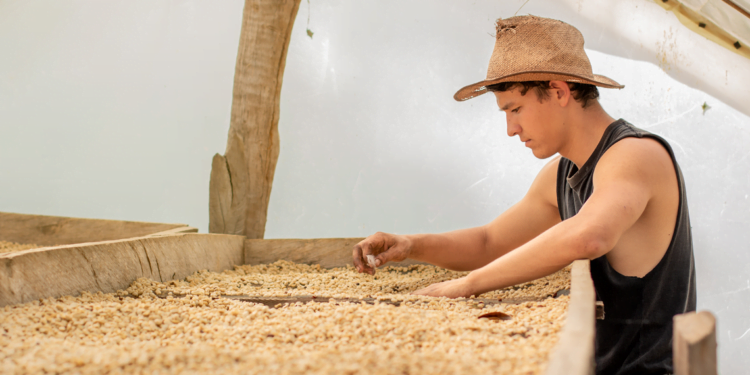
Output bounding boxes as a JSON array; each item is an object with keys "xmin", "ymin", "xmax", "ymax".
[
  {"xmin": 529, "ymin": 148, "xmax": 543, "ymax": 158},
  {"xmin": 530, "ymin": 148, "xmax": 554, "ymax": 160}
]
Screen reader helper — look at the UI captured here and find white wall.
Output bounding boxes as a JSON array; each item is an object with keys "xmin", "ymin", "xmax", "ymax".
[
  {"xmin": 0, "ymin": 0, "xmax": 241, "ymax": 225},
  {"xmin": 1, "ymin": 0, "xmax": 748, "ymax": 372}
]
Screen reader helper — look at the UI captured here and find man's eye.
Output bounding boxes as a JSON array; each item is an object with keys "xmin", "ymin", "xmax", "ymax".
[{"xmin": 511, "ymin": 107, "xmax": 520, "ymax": 113}]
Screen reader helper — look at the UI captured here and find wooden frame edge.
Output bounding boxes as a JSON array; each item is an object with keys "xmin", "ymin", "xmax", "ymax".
[
  {"xmin": 147, "ymin": 226, "xmax": 199, "ymax": 237},
  {"xmin": 0, "ymin": 233, "xmax": 244, "ymax": 307},
  {"xmin": 244, "ymin": 238, "xmax": 426, "ymax": 269},
  {"xmin": 545, "ymin": 259, "xmax": 596, "ymax": 375},
  {"xmin": 0, "ymin": 211, "xmax": 194, "ymax": 246}
]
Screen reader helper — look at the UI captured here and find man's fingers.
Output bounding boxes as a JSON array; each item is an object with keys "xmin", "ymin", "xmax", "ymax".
[
  {"xmin": 352, "ymin": 242, "xmax": 375, "ymax": 274},
  {"xmin": 352, "ymin": 244, "xmax": 365, "ymax": 273},
  {"xmin": 411, "ymin": 286, "xmax": 432, "ymax": 296},
  {"xmin": 409, "ymin": 279, "xmax": 471, "ymax": 299},
  {"xmin": 353, "ymin": 233, "xmax": 399, "ymax": 274},
  {"xmin": 374, "ymin": 242, "xmax": 406, "ymax": 267},
  {"xmin": 411, "ymin": 280, "xmax": 446, "ymax": 296},
  {"xmin": 360, "ymin": 241, "xmax": 376, "ymax": 274}
]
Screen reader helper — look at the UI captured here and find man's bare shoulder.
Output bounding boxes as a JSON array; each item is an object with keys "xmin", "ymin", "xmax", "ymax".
[
  {"xmin": 527, "ymin": 155, "xmax": 562, "ymax": 208},
  {"xmin": 593, "ymin": 137, "xmax": 678, "ymax": 216},
  {"xmin": 596, "ymin": 137, "xmax": 675, "ymax": 184}
]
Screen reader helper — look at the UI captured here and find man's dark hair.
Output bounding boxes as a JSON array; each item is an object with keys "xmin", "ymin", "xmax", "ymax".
[{"xmin": 485, "ymin": 81, "xmax": 600, "ymax": 108}]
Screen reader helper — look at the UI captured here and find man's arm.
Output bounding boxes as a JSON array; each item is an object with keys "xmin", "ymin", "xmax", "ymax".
[
  {"xmin": 413, "ymin": 138, "xmax": 660, "ymax": 297},
  {"xmin": 352, "ymin": 156, "xmax": 562, "ymax": 274}
]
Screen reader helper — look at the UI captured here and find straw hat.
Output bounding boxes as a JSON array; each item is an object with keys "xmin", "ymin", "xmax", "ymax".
[{"xmin": 454, "ymin": 15, "xmax": 623, "ymax": 102}]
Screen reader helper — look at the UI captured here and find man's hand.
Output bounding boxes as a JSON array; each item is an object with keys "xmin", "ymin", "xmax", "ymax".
[
  {"xmin": 411, "ymin": 277, "xmax": 474, "ymax": 298},
  {"xmin": 353, "ymin": 232, "xmax": 412, "ymax": 274}
]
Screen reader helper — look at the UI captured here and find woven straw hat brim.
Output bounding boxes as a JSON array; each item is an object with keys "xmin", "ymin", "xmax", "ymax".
[{"xmin": 454, "ymin": 71, "xmax": 624, "ymax": 102}]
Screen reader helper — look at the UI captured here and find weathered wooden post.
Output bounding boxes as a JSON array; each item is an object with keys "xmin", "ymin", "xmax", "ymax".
[
  {"xmin": 209, "ymin": 0, "xmax": 302, "ymax": 238},
  {"xmin": 673, "ymin": 311, "xmax": 718, "ymax": 375},
  {"xmin": 545, "ymin": 260, "xmax": 596, "ymax": 375}
]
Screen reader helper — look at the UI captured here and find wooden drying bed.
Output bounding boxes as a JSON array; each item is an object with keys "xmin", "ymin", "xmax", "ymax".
[{"xmin": 0, "ymin": 212, "xmax": 599, "ymax": 374}]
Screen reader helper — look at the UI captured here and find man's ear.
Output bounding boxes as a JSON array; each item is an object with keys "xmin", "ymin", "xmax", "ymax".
[{"xmin": 548, "ymin": 80, "xmax": 571, "ymax": 107}]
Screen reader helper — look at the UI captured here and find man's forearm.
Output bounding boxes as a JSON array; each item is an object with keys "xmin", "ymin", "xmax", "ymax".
[
  {"xmin": 405, "ymin": 226, "xmax": 506, "ymax": 271},
  {"xmin": 464, "ymin": 217, "xmax": 603, "ymax": 295}
]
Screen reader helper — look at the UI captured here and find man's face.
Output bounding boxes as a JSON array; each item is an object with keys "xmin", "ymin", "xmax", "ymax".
[{"xmin": 493, "ymin": 88, "xmax": 565, "ymax": 159}]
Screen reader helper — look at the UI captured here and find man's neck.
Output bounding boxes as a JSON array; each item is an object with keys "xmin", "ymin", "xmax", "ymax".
[{"xmin": 558, "ymin": 101, "xmax": 616, "ymax": 168}]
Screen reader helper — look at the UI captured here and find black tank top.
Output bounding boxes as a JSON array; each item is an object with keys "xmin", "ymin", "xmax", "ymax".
[{"xmin": 556, "ymin": 119, "xmax": 696, "ymax": 375}]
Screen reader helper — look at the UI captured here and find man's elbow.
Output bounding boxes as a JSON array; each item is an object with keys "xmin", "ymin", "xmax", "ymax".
[{"xmin": 568, "ymin": 228, "xmax": 613, "ymax": 260}]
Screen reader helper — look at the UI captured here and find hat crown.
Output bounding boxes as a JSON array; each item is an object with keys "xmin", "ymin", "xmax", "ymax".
[
  {"xmin": 486, "ymin": 16, "xmax": 594, "ymax": 80},
  {"xmin": 452, "ymin": 15, "xmax": 623, "ymax": 102}
]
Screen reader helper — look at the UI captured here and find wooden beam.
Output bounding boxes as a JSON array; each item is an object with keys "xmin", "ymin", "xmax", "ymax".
[
  {"xmin": 0, "ymin": 233, "xmax": 244, "ymax": 307},
  {"xmin": 673, "ymin": 311, "xmax": 718, "ymax": 375},
  {"xmin": 245, "ymin": 238, "xmax": 426, "ymax": 269},
  {"xmin": 209, "ymin": 0, "xmax": 302, "ymax": 238},
  {"xmin": 0, "ymin": 211, "xmax": 192, "ymax": 246},
  {"xmin": 652, "ymin": 0, "xmax": 750, "ymax": 59},
  {"xmin": 721, "ymin": 0, "xmax": 750, "ymax": 21},
  {"xmin": 545, "ymin": 260, "xmax": 596, "ymax": 375}
]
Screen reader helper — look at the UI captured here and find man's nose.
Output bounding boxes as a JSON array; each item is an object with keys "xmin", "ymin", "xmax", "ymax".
[{"xmin": 506, "ymin": 121, "xmax": 521, "ymax": 137}]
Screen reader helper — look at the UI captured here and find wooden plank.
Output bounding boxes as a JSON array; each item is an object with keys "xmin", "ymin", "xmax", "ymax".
[
  {"xmin": 673, "ymin": 311, "xmax": 718, "ymax": 375},
  {"xmin": 245, "ymin": 238, "xmax": 426, "ymax": 268},
  {"xmin": 146, "ymin": 226, "xmax": 199, "ymax": 237},
  {"xmin": 209, "ymin": 0, "xmax": 302, "ymax": 239},
  {"xmin": 0, "ymin": 233, "xmax": 244, "ymax": 307},
  {"xmin": 0, "ymin": 211, "xmax": 191, "ymax": 246},
  {"xmin": 545, "ymin": 260, "xmax": 596, "ymax": 375},
  {"xmin": 226, "ymin": 295, "xmax": 542, "ymax": 307},
  {"xmin": 139, "ymin": 294, "xmax": 543, "ymax": 308}
]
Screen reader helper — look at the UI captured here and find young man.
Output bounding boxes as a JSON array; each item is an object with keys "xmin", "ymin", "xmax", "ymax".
[{"xmin": 352, "ymin": 15, "xmax": 696, "ymax": 375}]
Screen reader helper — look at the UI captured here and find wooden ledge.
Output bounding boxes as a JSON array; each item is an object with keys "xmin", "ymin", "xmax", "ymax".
[
  {"xmin": 245, "ymin": 238, "xmax": 426, "ymax": 268},
  {"xmin": 0, "ymin": 211, "xmax": 193, "ymax": 246},
  {"xmin": 0, "ymin": 233, "xmax": 244, "ymax": 307},
  {"xmin": 545, "ymin": 260, "xmax": 596, "ymax": 375}
]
